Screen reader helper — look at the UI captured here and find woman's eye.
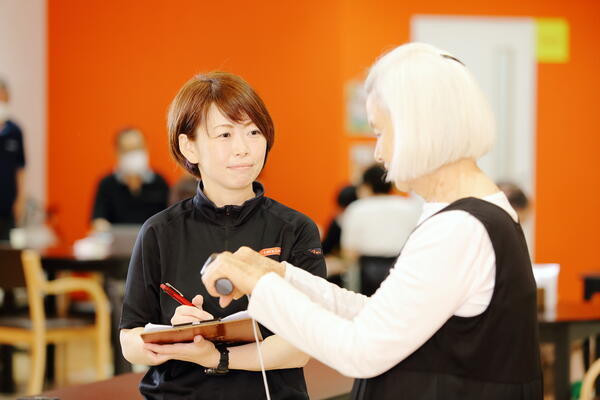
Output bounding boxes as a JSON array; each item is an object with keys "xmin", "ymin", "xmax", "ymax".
[
  {"xmin": 249, "ymin": 130, "xmax": 261, "ymax": 136},
  {"xmin": 218, "ymin": 132, "xmax": 231, "ymax": 138}
]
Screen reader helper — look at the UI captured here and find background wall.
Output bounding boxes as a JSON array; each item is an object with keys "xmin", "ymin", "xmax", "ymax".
[
  {"xmin": 337, "ymin": 0, "xmax": 600, "ymax": 303},
  {"xmin": 0, "ymin": 0, "xmax": 46, "ymax": 207},
  {"xmin": 47, "ymin": 0, "xmax": 345, "ymax": 244},
  {"xmin": 47, "ymin": 0, "xmax": 600, "ymax": 302}
]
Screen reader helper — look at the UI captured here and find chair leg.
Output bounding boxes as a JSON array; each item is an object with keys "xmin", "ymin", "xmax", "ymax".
[
  {"xmin": 27, "ymin": 337, "xmax": 46, "ymax": 395},
  {"xmin": 582, "ymin": 358, "xmax": 600, "ymax": 400},
  {"xmin": 54, "ymin": 343, "xmax": 67, "ymax": 387},
  {"xmin": 95, "ymin": 331, "xmax": 110, "ymax": 380},
  {"xmin": 0, "ymin": 345, "xmax": 16, "ymax": 393}
]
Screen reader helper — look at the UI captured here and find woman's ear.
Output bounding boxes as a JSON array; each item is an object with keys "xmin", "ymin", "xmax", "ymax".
[{"xmin": 179, "ymin": 134, "xmax": 199, "ymax": 164}]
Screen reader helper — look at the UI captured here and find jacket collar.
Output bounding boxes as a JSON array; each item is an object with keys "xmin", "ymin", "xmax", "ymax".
[{"xmin": 192, "ymin": 181, "xmax": 265, "ymax": 226}]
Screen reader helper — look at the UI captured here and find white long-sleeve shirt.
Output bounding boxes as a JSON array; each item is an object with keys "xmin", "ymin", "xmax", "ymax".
[{"xmin": 248, "ymin": 193, "xmax": 518, "ymax": 378}]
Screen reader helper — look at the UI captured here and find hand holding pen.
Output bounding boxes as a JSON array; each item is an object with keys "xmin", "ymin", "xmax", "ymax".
[{"xmin": 160, "ymin": 283, "xmax": 214, "ymax": 324}]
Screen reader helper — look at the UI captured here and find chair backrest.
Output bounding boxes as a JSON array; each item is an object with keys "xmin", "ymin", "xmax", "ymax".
[
  {"xmin": 21, "ymin": 250, "xmax": 48, "ymax": 327},
  {"xmin": 581, "ymin": 358, "xmax": 600, "ymax": 400},
  {"xmin": 0, "ymin": 248, "xmax": 47, "ymax": 327},
  {"xmin": 0, "ymin": 247, "xmax": 27, "ymax": 289}
]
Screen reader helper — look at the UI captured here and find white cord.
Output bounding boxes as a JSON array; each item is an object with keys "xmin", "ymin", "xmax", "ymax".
[{"xmin": 252, "ymin": 316, "xmax": 271, "ymax": 400}]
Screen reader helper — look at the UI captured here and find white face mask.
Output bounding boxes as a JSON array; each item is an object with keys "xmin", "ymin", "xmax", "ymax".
[
  {"xmin": 118, "ymin": 149, "xmax": 149, "ymax": 176},
  {"xmin": 0, "ymin": 103, "xmax": 10, "ymax": 123}
]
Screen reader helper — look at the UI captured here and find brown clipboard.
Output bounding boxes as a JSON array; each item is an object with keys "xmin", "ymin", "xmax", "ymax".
[{"xmin": 140, "ymin": 318, "xmax": 263, "ymax": 345}]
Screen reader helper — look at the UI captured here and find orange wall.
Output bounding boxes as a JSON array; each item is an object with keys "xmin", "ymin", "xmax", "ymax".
[
  {"xmin": 48, "ymin": 0, "xmax": 346, "ymax": 244},
  {"xmin": 48, "ymin": 0, "xmax": 600, "ymax": 302}
]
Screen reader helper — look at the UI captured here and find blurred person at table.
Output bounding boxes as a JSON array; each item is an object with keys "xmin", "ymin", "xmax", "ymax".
[
  {"xmin": 321, "ymin": 184, "xmax": 357, "ymax": 286},
  {"xmin": 497, "ymin": 181, "xmax": 536, "ymax": 258},
  {"xmin": 202, "ymin": 43, "xmax": 543, "ymax": 400},
  {"xmin": 0, "ymin": 79, "xmax": 26, "ymax": 242},
  {"xmin": 497, "ymin": 182, "xmax": 531, "ymax": 224},
  {"xmin": 0, "ymin": 78, "xmax": 27, "ymax": 393},
  {"xmin": 341, "ymin": 164, "xmax": 422, "ymax": 295},
  {"xmin": 91, "ymin": 127, "xmax": 169, "ymax": 232}
]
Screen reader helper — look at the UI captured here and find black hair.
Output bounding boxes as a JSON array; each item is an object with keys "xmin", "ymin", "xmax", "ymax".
[
  {"xmin": 497, "ymin": 182, "xmax": 529, "ymax": 210},
  {"xmin": 362, "ymin": 164, "xmax": 392, "ymax": 194},
  {"xmin": 336, "ymin": 185, "xmax": 358, "ymax": 208}
]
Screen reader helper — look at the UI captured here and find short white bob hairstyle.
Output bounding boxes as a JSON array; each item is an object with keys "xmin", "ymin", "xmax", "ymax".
[{"xmin": 365, "ymin": 42, "xmax": 495, "ymax": 183}]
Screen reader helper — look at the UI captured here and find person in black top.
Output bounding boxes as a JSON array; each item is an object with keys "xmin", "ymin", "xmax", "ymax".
[
  {"xmin": 0, "ymin": 78, "xmax": 26, "ymax": 394},
  {"xmin": 202, "ymin": 43, "xmax": 543, "ymax": 400},
  {"xmin": 120, "ymin": 72, "xmax": 326, "ymax": 400},
  {"xmin": 91, "ymin": 128, "xmax": 169, "ymax": 232},
  {"xmin": 0, "ymin": 79, "xmax": 26, "ymax": 241}
]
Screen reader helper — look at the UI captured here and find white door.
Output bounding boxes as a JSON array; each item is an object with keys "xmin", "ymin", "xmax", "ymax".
[{"xmin": 412, "ymin": 16, "xmax": 537, "ymax": 254}]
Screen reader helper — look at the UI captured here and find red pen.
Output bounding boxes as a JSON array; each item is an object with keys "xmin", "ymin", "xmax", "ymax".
[{"xmin": 160, "ymin": 283, "xmax": 194, "ymax": 306}]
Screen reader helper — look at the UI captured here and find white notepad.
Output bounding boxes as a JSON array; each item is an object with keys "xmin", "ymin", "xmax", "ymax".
[{"xmin": 143, "ymin": 310, "xmax": 250, "ymax": 333}]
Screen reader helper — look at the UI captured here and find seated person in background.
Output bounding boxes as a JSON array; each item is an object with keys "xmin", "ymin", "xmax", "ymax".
[
  {"xmin": 168, "ymin": 175, "xmax": 198, "ymax": 206},
  {"xmin": 497, "ymin": 182, "xmax": 531, "ymax": 223},
  {"xmin": 341, "ymin": 164, "xmax": 422, "ymax": 296},
  {"xmin": 0, "ymin": 79, "xmax": 26, "ymax": 242},
  {"xmin": 498, "ymin": 182, "xmax": 559, "ymax": 393},
  {"xmin": 322, "ymin": 185, "xmax": 357, "ymax": 286},
  {"xmin": 497, "ymin": 181, "xmax": 535, "ymax": 258},
  {"xmin": 91, "ymin": 127, "xmax": 169, "ymax": 232}
]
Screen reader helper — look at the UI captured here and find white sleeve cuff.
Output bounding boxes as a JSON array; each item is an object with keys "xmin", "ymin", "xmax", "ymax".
[{"xmin": 248, "ymin": 272, "xmax": 284, "ymax": 317}]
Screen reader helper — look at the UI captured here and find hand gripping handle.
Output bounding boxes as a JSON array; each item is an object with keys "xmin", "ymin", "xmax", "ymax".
[{"xmin": 201, "ymin": 253, "xmax": 234, "ymax": 296}]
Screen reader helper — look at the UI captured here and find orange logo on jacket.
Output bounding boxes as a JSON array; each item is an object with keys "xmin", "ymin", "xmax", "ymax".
[{"xmin": 259, "ymin": 247, "xmax": 281, "ymax": 256}]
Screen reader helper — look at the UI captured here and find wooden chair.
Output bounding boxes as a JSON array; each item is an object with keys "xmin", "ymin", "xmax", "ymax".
[
  {"xmin": 581, "ymin": 358, "xmax": 600, "ymax": 400},
  {"xmin": 0, "ymin": 248, "xmax": 110, "ymax": 395}
]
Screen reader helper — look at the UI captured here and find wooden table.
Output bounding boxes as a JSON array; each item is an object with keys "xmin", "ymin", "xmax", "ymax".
[{"xmin": 539, "ymin": 302, "xmax": 600, "ymax": 400}]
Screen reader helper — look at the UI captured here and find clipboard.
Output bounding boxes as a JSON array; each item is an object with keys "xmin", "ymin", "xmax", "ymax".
[{"xmin": 140, "ymin": 317, "xmax": 263, "ymax": 345}]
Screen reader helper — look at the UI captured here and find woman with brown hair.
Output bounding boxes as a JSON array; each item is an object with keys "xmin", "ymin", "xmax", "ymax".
[{"xmin": 119, "ymin": 72, "xmax": 326, "ymax": 399}]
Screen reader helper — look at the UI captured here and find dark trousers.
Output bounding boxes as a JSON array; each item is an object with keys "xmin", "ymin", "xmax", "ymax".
[
  {"xmin": 0, "ymin": 216, "xmax": 14, "ymax": 241},
  {"xmin": 359, "ymin": 256, "xmax": 397, "ymax": 297}
]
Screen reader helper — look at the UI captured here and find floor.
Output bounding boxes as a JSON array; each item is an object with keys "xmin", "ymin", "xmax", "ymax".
[
  {"xmin": 0, "ymin": 339, "xmax": 124, "ymax": 399},
  {"xmin": 0, "ymin": 341, "xmax": 590, "ymax": 400}
]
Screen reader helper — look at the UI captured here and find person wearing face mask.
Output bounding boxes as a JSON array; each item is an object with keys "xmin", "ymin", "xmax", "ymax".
[
  {"xmin": 201, "ymin": 43, "xmax": 543, "ymax": 400},
  {"xmin": 91, "ymin": 128, "xmax": 169, "ymax": 232},
  {"xmin": 0, "ymin": 79, "xmax": 26, "ymax": 242},
  {"xmin": 119, "ymin": 72, "xmax": 326, "ymax": 400}
]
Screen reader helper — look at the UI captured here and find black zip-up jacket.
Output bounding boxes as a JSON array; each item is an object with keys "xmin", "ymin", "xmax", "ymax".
[{"xmin": 121, "ymin": 182, "xmax": 326, "ymax": 400}]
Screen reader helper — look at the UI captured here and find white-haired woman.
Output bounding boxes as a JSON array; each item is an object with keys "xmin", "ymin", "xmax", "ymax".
[{"xmin": 202, "ymin": 43, "xmax": 543, "ymax": 400}]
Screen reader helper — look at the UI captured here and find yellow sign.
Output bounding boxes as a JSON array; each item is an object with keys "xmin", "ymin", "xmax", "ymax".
[{"xmin": 536, "ymin": 18, "xmax": 569, "ymax": 63}]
